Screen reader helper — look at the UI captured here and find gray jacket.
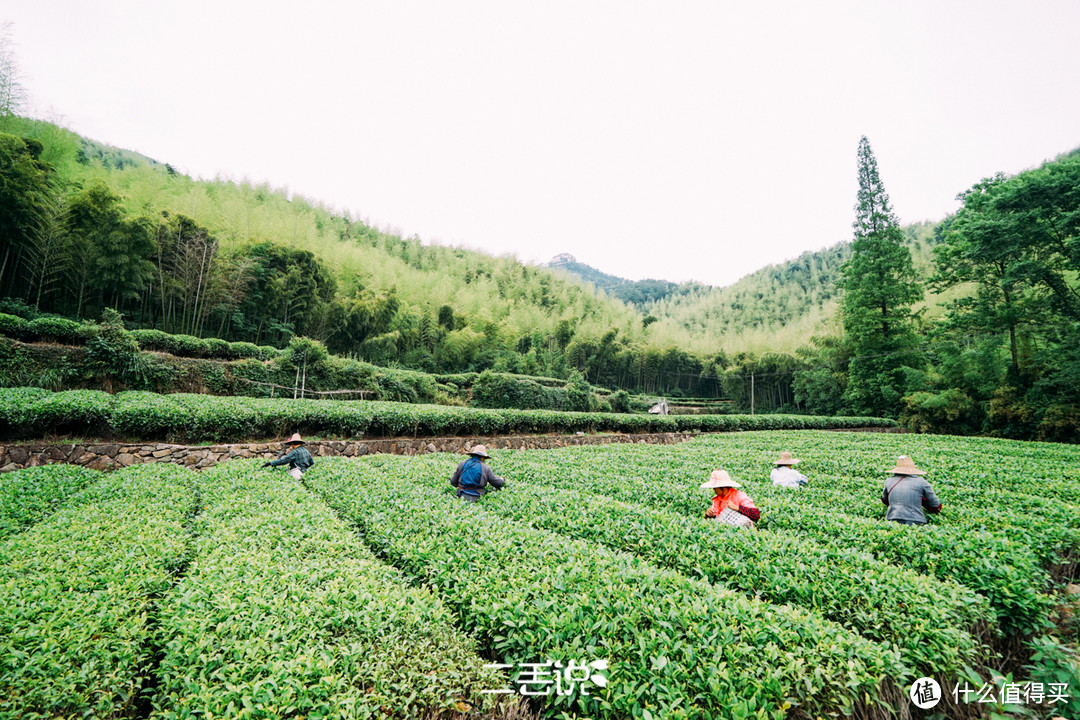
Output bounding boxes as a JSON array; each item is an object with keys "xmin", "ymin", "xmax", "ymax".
[
  {"xmin": 267, "ymin": 446, "xmax": 314, "ymax": 472},
  {"xmin": 882, "ymin": 474, "xmax": 942, "ymax": 524}
]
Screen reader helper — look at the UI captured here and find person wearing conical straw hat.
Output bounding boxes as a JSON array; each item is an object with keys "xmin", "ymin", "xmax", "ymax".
[
  {"xmin": 770, "ymin": 451, "xmax": 809, "ymax": 489},
  {"xmin": 881, "ymin": 455, "xmax": 942, "ymax": 526},
  {"xmin": 450, "ymin": 444, "xmax": 506, "ymax": 502},
  {"xmin": 262, "ymin": 433, "xmax": 315, "ymax": 480},
  {"xmin": 702, "ymin": 469, "xmax": 760, "ymax": 527}
]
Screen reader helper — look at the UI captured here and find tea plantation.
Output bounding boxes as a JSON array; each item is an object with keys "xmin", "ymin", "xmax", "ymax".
[{"xmin": 1, "ymin": 431, "xmax": 1078, "ymax": 719}]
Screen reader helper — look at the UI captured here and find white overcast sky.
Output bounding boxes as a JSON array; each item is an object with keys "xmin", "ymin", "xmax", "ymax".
[{"xmin": 4, "ymin": 1, "xmax": 1079, "ymax": 287}]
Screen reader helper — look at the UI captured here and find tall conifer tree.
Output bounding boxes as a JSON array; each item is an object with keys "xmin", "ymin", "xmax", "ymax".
[{"xmin": 839, "ymin": 136, "xmax": 923, "ymax": 417}]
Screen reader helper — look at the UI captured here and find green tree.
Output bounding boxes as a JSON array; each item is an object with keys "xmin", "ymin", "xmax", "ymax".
[
  {"xmin": 0, "ymin": 22, "xmax": 27, "ymax": 127},
  {"xmin": 930, "ymin": 151, "xmax": 1080, "ymax": 439},
  {"xmin": 326, "ymin": 287, "xmax": 400, "ymax": 355},
  {"xmin": 0, "ymin": 133, "xmax": 52, "ymax": 297},
  {"xmin": 90, "ymin": 214, "xmax": 156, "ymax": 310},
  {"xmin": 25, "ymin": 190, "xmax": 68, "ymax": 311},
  {"xmin": 793, "ymin": 336, "xmax": 849, "ymax": 416},
  {"xmin": 838, "ymin": 137, "xmax": 924, "ymax": 417},
  {"xmin": 232, "ymin": 242, "xmax": 338, "ymax": 345},
  {"xmin": 931, "ymin": 176, "xmax": 1049, "ymax": 378},
  {"xmin": 63, "ymin": 182, "xmax": 155, "ymax": 316}
]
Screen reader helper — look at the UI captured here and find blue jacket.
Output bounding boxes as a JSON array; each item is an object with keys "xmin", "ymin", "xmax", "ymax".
[{"xmin": 450, "ymin": 457, "xmax": 505, "ymax": 498}]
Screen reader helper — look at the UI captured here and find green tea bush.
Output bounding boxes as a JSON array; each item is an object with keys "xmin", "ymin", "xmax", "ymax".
[
  {"xmin": 0, "ymin": 388, "xmax": 899, "ymax": 442},
  {"xmin": 308, "ymin": 458, "xmax": 907, "ymax": 720},
  {"xmin": 24, "ymin": 317, "xmax": 84, "ymax": 344},
  {"xmin": 169, "ymin": 394, "xmax": 263, "ymax": 440},
  {"xmin": 474, "ymin": 477, "xmax": 993, "ymax": 678},
  {"xmin": 112, "ymin": 391, "xmax": 192, "ymax": 439},
  {"xmin": 388, "ymin": 451, "xmax": 1000, "ymax": 680},
  {"xmin": 166, "ymin": 334, "xmax": 210, "ymax": 358},
  {"xmin": 150, "ymin": 461, "xmax": 505, "ymax": 718},
  {"xmin": 0, "ymin": 387, "xmax": 51, "ymax": 433},
  {"xmin": 607, "ymin": 389, "xmax": 632, "ymax": 413},
  {"xmin": 0, "ymin": 464, "xmax": 102, "ymax": 538},
  {"xmin": 225, "ymin": 341, "xmax": 265, "ymax": 360},
  {"xmin": 500, "ymin": 436, "xmax": 1057, "ymax": 635},
  {"xmin": 0, "ymin": 314, "xmax": 29, "ymax": 341},
  {"xmin": 0, "ymin": 299, "xmax": 35, "ymax": 320},
  {"xmin": 751, "ymin": 471, "xmax": 1080, "ymax": 573},
  {"xmin": 130, "ymin": 329, "xmax": 210, "ymax": 358},
  {"xmin": 19, "ymin": 389, "xmax": 115, "ymax": 437},
  {"xmin": 202, "ymin": 338, "xmax": 230, "ymax": 359},
  {"xmin": 0, "ymin": 464, "xmax": 196, "ymax": 719},
  {"xmin": 128, "ymin": 328, "xmax": 172, "ymax": 352},
  {"xmin": 255, "ymin": 344, "xmax": 281, "ymax": 361}
]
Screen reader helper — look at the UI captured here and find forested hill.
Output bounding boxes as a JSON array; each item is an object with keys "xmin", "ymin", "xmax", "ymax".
[
  {"xmin": 0, "ymin": 116, "xmax": 653, "ymax": 374},
  {"xmin": 5, "ymin": 113, "xmax": 1079, "ymax": 439},
  {"xmin": 2, "ymin": 113, "xmax": 905, "ymax": 370},
  {"xmin": 549, "ymin": 222, "xmax": 940, "ymax": 354},
  {"xmin": 546, "ymin": 254, "xmax": 691, "ymax": 307}
]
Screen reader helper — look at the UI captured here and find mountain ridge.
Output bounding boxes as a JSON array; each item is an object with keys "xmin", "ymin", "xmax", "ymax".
[{"xmin": 546, "ymin": 220, "xmax": 940, "ymax": 354}]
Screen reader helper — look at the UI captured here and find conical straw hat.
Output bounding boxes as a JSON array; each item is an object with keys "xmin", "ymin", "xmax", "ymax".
[
  {"xmin": 889, "ymin": 455, "xmax": 926, "ymax": 476},
  {"xmin": 774, "ymin": 451, "xmax": 801, "ymax": 465},
  {"xmin": 700, "ymin": 469, "xmax": 742, "ymax": 489}
]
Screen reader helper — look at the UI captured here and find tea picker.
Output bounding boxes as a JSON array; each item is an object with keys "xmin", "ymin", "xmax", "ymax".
[
  {"xmin": 262, "ymin": 433, "xmax": 315, "ymax": 480},
  {"xmin": 450, "ymin": 444, "xmax": 506, "ymax": 502},
  {"xmin": 702, "ymin": 469, "xmax": 760, "ymax": 528},
  {"xmin": 770, "ymin": 451, "xmax": 809, "ymax": 489},
  {"xmin": 881, "ymin": 455, "xmax": 942, "ymax": 526}
]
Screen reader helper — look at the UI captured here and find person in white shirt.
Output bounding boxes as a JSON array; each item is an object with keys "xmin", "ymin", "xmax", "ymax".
[{"xmin": 770, "ymin": 451, "xmax": 809, "ymax": 489}]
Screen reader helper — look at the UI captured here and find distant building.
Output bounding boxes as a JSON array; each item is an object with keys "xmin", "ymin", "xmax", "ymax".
[
  {"xmin": 648, "ymin": 400, "xmax": 669, "ymax": 416},
  {"xmin": 550, "ymin": 253, "xmax": 576, "ymax": 265}
]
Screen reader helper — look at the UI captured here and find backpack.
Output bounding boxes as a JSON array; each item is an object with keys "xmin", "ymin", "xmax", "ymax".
[{"xmin": 458, "ymin": 457, "xmax": 485, "ymax": 495}]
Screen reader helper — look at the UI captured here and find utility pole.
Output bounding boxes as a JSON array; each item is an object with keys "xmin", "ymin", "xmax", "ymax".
[{"xmin": 750, "ymin": 372, "xmax": 755, "ymax": 415}]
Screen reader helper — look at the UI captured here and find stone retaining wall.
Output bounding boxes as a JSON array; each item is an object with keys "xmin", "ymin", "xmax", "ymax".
[
  {"xmin": 0, "ymin": 432, "xmax": 702, "ymax": 473},
  {"xmin": 0, "ymin": 426, "xmax": 906, "ymax": 473}
]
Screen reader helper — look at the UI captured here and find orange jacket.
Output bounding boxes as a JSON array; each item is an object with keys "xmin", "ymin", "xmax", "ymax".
[{"xmin": 707, "ymin": 490, "xmax": 758, "ymax": 519}]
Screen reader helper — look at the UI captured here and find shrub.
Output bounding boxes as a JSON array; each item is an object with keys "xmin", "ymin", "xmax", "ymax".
[
  {"xmin": 0, "ymin": 298, "xmax": 36, "ymax": 319},
  {"xmin": 281, "ymin": 336, "xmax": 329, "ymax": 371},
  {"xmin": 203, "ymin": 338, "xmax": 230, "ymax": 359},
  {"xmin": 471, "ymin": 370, "xmax": 570, "ymax": 410},
  {"xmin": 0, "ymin": 387, "xmax": 51, "ymax": 433},
  {"xmin": 256, "ymin": 344, "xmax": 281, "ymax": 361},
  {"xmin": 0, "ymin": 388, "xmax": 898, "ymax": 442},
  {"xmin": 25, "ymin": 317, "xmax": 85, "ymax": 344},
  {"xmin": 20, "ymin": 389, "xmax": 115, "ymax": 437},
  {"xmin": 151, "ymin": 461, "xmax": 505, "ymax": 716},
  {"xmin": 308, "ymin": 458, "xmax": 906, "ymax": 719},
  {"xmin": 84, "ymin": 311, "xmax": 151, "ymax": 388},
  {"xmin": 0, "ymin": 465, "xmax": 103, "ymax": 538},
  {"xmin": 901, "ymin": 388, "xmax": 978, "ymax": 435},
  {"xmin": 473, "ymin": 465, "xmax": 991, "ymax": 678},
  {"xmin": 111, "ymin": 391, "xmax": 192, "ymax": 439},
  {"xmin": 0, "ymin": 464, "xmax": 196, "ymax": 718},
  {"xmin": 166, "ymin": 333, "xmax": 211, "ymax": 358},
  {"xmin": 0, "ymin": 314, "xmax": 29, "ymax": 341},
  {"xmin": 128, "ymin": 328, "xmax": 174, "ymax": 352},
  {"xmin": 608, "ymin": 389, "xmax": 632, "ymax": 413},
  {"xmin": 225, "ymin": 341, "xmax": 263, "ymax": 360}
]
